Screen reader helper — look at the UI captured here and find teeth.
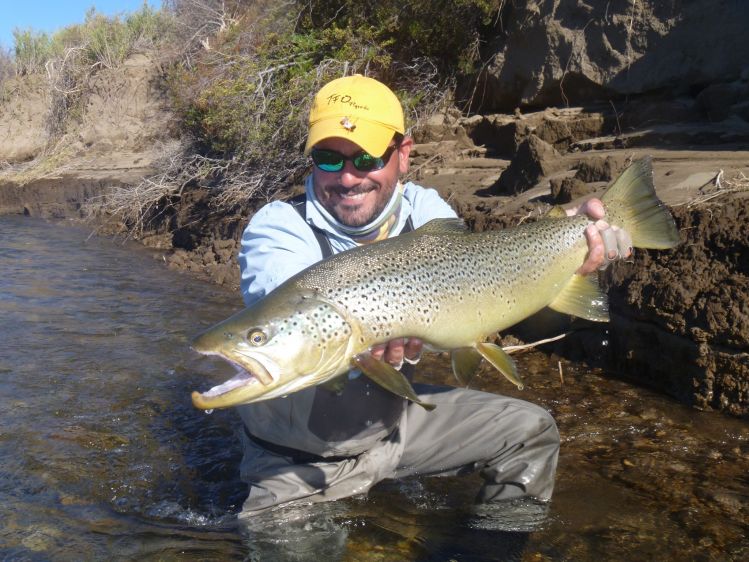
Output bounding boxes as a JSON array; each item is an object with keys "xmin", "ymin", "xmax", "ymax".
[{"xmin": 340, "ymin": 192, "xmax": 367, "ymax": 200}]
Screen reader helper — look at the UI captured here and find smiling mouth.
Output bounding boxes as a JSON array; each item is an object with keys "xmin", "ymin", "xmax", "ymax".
[
  {"xmin": 333, "ymin": 185, "xmax": 375, "ymax": 200},
  {"xmin": 341, "ymin": 192, "xmax": 368, "ymax": 201}
]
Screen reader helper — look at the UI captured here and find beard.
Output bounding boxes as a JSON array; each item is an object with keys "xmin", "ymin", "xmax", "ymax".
[{"xmin": 315, "ymin": 180, "xmax": 395, "ymax": 228}]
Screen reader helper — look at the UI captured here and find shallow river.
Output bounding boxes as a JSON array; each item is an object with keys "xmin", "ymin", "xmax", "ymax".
[{"xmin": 1, "ymin": 215, "xmax": 747, "ymax": 561}]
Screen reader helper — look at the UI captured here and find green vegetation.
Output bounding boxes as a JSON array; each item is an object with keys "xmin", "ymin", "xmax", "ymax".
[
  {"xmin": 7, "ymin": 4, "xmax": 170, "ymax": 138},
  {"xmin": 172, "ymin": 0, "xmax": 505, "ymax": 157},
  {"xmin": 160, "ymin": 0, "xmax": 505, "ymax": 210},
  {"xmin": 4, "ymin": 0, "xmax": 507, "ymax": 232},
  {"xmin": 12, "ymin": 4, "xmax": 169, "ymax": 76}
]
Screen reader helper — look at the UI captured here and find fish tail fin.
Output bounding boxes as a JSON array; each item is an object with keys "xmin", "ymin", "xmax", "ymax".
[{"xmin": 601, "ymin": 157, "xmax": 679, "ymax": 249}]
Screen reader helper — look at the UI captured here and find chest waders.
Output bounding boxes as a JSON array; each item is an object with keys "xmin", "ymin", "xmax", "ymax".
[{"xmin": 243, "ymin": 194, "xmax": 415, "ymax": 463}]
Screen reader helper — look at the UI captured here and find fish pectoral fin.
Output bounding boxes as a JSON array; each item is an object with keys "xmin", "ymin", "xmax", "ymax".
[
  {"xmin": 352, "ymin": 353, "xmax": 436, "ymax": 411},
  {"xmin": 475, "ymin": 342, "xmax": 524, "ymax": 390},
  {"xmin": 451, "ymin": 347, "xmax": 484, "ymax": 387},
  {"xmin": 548, "ymin": 273, "xmax": 609, "ymax": 322},
  {"xmin": 320, "ymin": 374, "xmax": 348, "ymax": 395}
]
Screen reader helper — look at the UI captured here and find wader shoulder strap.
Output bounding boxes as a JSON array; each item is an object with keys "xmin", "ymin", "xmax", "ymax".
[
  {"xmin": 288, "ymin": 193, "xmax": 335, "ymax": 259},
  {"xmin": 287, "ymin": 193, "xmax": 415, "ymax": 258}
]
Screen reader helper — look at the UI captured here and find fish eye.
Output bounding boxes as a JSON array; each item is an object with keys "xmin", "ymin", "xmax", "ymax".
[{"xmin": 247, "ymin": 329, "xmax": 267, "ymax": 346}]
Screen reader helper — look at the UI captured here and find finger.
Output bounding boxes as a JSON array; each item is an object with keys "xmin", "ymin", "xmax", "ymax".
[
  {"xmin": 384, "ymin": 338, "xmax": 405, "ymax": 367},
  {"xmin": 578, "ymin": 224, "xmax": 605, "ymax": 275},
  {"xmin": 404, "ymin": 338, "xmax": 423, "ymax": 364},
  {"xmin": 594, "ymin": 218, "xmax": 610, "ymax": 230},
  {"xmin": 584, "ymin": 198, "xmax": 606, "ymax": 220},
  {"xmin": 601, "ymin": 227, "xmax": 620, "ymax": 261},
  {"xmin": 370, "ymin": 343, "xmax": 386, "ymax": 360},
  {"xmin": 569, "ymin": 198, "xmax": 606, "ymax": 219},
  {"xmin": 615, "ymin": 227, "xmax": 633, "ymax": 259}
]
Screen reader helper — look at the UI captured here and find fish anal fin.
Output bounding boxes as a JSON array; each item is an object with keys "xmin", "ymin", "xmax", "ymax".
[
  {"xmin": 352, "ymin": 353, "xmax": 436, "ymax": 411},
  {"xmin": 548, "ymin": 273, "xmax": 609, "ymax": 322},
  {"xmin": 475, "ymin": 342, "xmax": 524, "ymax": 390},
  {"xmin": 451, "ymin": 347, "xmax": 484, "ymax": 387}
]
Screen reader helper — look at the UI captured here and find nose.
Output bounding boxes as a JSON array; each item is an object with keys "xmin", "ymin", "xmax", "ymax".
[{"xmin": 337, "ymin": 162, "xmax": 364, "ymax": 188}]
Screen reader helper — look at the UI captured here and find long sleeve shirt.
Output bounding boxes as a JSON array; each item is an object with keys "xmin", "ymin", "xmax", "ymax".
[{"xmin": 236, "ymin": 177, "xmax": 456, "ymax": 457}]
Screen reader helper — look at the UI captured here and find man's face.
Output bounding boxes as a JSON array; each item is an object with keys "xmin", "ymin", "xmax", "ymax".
[{"xmin": 311, "ymin": 136, "xmax": 412, "ymax": 227}]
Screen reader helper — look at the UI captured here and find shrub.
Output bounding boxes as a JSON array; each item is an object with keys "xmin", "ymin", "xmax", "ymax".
[
  {"xmin": 161, "ymin": 2, "xmax": 458, "ymax": 212},
  {"xmin": 0, "ymin": 45, "xmax": 14, "ymax": 86},
  {"xmin": 296, "ymin": 0, "xmax": 506, "ymax": 76},
  {"xmin": 81, "ymin": 1, "xmax": 508, "ymax": 230},
  {"xmin": 13, "ymin": 29, "xmax": 59, "ymax": 76},
  {"xmin": 80, "ymin": 5, "xmax": 170, "ymax": 69}
]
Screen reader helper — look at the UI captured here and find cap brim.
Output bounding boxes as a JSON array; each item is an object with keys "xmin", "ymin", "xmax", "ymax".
[{"xmin": 304, "ymin": 117, "xmax": 398, "ymax": 157}]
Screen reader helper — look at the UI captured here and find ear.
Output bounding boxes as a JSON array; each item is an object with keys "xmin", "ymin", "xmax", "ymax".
[{"xmin": 397, "ymin": 136, "xmax": 413, "ymax": 175}]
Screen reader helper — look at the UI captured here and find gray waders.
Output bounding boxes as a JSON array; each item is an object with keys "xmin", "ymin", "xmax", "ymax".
[{"xmin": 237, "ymin": 196, "xmax": 560, "ymax": 517}]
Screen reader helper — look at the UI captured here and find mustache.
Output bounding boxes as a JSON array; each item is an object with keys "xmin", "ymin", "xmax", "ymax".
[{"xmin": 325, "ymin": 183, "xmax": 375, "ymax": 197}]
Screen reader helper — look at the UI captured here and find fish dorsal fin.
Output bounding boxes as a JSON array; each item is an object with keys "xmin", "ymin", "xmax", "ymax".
[
  {"xmin": 451, "ymin": 347, "xmax": 484, "ymax": 386},
  {"xmin": 415, "ymin": 218, "xmax": 468, "ymax": 234},
  {"xmin": 475, "ymin": 342, "xmax": 524, "ymax": 390},
  {"xmin": 548, "ymin": 274, "xmax": 609, "ymax": 322},
  {"xmin": 352, "ymin": 353, "xmax": 436, "ymax": 410},
  {"xmin": 545, "ymin": 205, "xmax": 568, "ymax": 219}
]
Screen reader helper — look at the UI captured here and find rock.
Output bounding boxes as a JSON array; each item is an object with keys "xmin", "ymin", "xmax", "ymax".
[
  {"xmin": 696, "ymin": 81, "xmax": 749, "ymax": 121},
  {"xmin": 476, "ymin": 1, "xmax": 749, "ymax": 111},
  {"xmin": 599, "ymin": 201, "xmax": 749, "ymax": 415},
  {"xmin": 550, "ymin": 176, "xmax": 589, "ymax": 204},
  {"xmin": 462, "ymin": 114, "xmax": 532, "ymax": 157},
  {"xmin": 733, "ymin": 100, "xmax": 749, "ymax": 123},
  {"xmin": 535, "ymin": 110, "xmax": 606, "ymax": 151},
  {"xmin": 492, "ymin": 135, "xmax": 563, "ymax": 195},
  {"xmin": 574, "ymin": 155, "xmax": 624, "ymax": 183}
]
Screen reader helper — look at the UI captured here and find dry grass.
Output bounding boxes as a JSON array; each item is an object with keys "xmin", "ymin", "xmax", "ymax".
[
  {"xmin": 0, "ymin": 137, "xmax": 81, "ymax": 186},
  {"xmin": 680, "ymin": 170, "xmax": 749, "ymax": 208},
  {"xmin": 82, "ymin": 138, "xmax": 299, "ymax": 238}
]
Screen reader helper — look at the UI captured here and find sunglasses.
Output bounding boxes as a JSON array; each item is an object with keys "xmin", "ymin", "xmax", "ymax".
[{"xmin": 310, "ymin": 145, "xmax": 398, "ymax": 173}]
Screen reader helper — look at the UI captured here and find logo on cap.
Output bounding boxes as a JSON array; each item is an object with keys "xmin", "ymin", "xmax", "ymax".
[
  {"xmin": 340, "ymin": 117, "xmax": 356, "ymax": 131},
  {"xmin": 325, "ymin": 93, "xmax": 370, "ymax": 112}
]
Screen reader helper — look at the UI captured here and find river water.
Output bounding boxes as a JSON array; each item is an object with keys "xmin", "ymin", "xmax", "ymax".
[{"xmin": 1, "ymin": 215, "xmax": 747, "ymax": 561}]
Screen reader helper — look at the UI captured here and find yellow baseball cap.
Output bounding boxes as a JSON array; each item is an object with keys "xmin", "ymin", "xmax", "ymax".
[{"xmin": 304, "ymin": 75, "xmax": 405, "ymax": 157}]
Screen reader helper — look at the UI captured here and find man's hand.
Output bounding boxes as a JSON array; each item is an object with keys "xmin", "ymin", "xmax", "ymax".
[
  {"xmin": 370, "ymin": 338, "xmax": 423, "ymax": 369},
  {"xmin": 567, "ymin": 198, "xmax": 633, "ymax": 275}
]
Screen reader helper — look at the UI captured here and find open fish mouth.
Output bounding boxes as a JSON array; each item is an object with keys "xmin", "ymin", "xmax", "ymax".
[
  {"xmin": 198, "ymin": 364, "xmax": 260, "ymax": 398},
  {"xmin": 191, "ymin": 353, "xmax": 277, "ymax": 409}
]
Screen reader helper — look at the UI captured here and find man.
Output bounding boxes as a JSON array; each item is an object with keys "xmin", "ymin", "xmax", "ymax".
[{"xmin": 236, "ymin": 75, "xmax": 629, "ymax": 519}]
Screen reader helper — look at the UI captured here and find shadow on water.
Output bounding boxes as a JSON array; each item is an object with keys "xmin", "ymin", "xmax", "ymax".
[{"xmin": 0, "ymin": 215, "xmax": 747, "ymax": 561}]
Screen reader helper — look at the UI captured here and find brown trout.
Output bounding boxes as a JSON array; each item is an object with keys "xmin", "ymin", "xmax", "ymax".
[{"xmin": 191, "ymin": 157, "xmax": 679, "ymax": 410}]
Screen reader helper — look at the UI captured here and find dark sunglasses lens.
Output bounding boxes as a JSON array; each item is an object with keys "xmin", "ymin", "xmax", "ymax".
[
  {"xmin": 311, "ymin": 149, "xmax": 344, "ymax": 172},
  {"xmin": 352, "ymin": 152, "xmax": 381, "ymax": 171}
]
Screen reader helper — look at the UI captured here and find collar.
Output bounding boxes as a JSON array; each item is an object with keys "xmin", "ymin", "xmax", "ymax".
[{"xmin": 304, "ymin": 176, "xmax": 404, "ymax": 244}]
